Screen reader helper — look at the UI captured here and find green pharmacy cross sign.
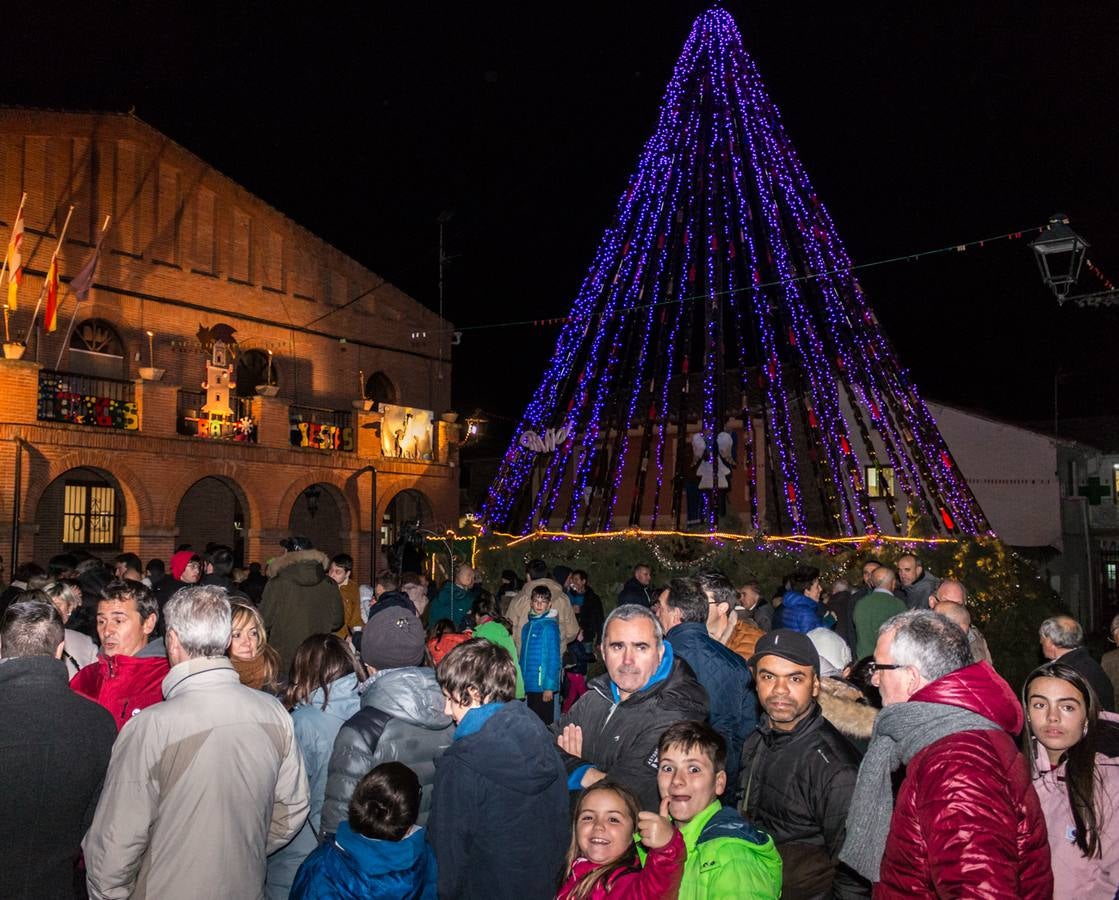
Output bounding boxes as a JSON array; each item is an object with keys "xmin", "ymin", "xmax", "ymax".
[{"xmin": 1078, "ymin": 476, "xmax": 1110, "ymax": 506}]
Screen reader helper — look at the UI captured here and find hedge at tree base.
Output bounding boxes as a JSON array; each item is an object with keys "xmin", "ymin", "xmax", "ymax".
[{"xmin": 476, "ymin": 531, "xmax": 1063, "ymax": 693}]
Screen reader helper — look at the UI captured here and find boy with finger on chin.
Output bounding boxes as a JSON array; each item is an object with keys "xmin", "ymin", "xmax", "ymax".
[{"xmin": 656, "ymin": 721, "xmax": 782, "ymax": 899}]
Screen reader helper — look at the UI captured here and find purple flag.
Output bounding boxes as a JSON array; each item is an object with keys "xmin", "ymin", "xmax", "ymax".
[{"xmin": 70, "ymin": 231, "xmax": 106, "ymax": 301}]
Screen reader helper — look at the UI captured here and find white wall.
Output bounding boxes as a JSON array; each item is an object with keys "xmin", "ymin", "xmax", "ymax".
[{"xmin": 927, "ymin": 402, "xmax": 1061, "ymax": 548}]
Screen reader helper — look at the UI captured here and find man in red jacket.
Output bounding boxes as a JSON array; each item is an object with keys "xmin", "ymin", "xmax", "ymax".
[
  {"xmin": 70, "ymin": 579, "xmax": 170, "ymax": 729},
  {"xmin": 839, "ymin": 609, "xmax": 1052, "ymax": 898}
]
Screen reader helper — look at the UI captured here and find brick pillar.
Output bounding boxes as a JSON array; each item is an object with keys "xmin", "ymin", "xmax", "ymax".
[
  {"xmin": 121, "ymin": 524, "xmax": 178, "ymax": 563},
  {"xmin": 0, "ymin": 359, "xmax": 43, "ymax": 424},
  {"xmin": 134, "ymin": 378, "xmax": 180, "ymax": 437},
  {"xmin": 255, "ymin": 396, "xmax": 291, "ymax": 449},
  {"xmin": 436, "ymin": 420, "xmax": 462, "ymax": 465}
]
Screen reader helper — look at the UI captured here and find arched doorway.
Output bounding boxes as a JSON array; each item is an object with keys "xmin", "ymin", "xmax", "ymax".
[
  {"xmin": 288, "ymin": 482, "xmax": 347, "ymax": 556},
  {"xmin": 175, "ymin": 477, "xmax": 247, "ymax": 565},
  {"xmin": 382, "ymin": 489, "xmax": 433, "ymax": 575},
  {"xmin": 364, "ymin": 371, "xmax": 397, "ymax": 405},
  {"xmin": 34, "ymin": 466, "xmax": 126, "ymax": 562}
]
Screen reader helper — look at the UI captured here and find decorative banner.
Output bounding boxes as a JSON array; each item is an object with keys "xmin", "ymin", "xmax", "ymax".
[
  {"xmin": 519, "ymin": 425, "xmax": 570, "ymax": 453},
  {"xmin": 381, "ymin": 404, "xmax": 434, "ymax": 460},
  {"xmin": 38, "ymin": 378, "xmax": 138, "ymax": 430},
  {"xmin": 291, "ymin": 421, "xmax": 355, "ymax": 452}
]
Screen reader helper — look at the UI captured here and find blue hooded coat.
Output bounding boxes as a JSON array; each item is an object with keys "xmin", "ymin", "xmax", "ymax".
[{"xmin": 291, "ymin": 821, "xmax": 437, "ymax": 899}]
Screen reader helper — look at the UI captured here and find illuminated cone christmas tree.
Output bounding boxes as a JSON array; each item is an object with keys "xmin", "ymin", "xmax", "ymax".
[{"xmin": 482, "ymin": 8, "xmax": 988, "ymax": 537}]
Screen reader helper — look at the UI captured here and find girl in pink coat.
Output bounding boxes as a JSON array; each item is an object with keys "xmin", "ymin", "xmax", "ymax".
[
  {"xmin": 557, "ymin": 782, "xmax": 684, "ymax": 899},
  {"xmin": 1023, "ymin": 662, "xmax": 1119, "ymax": 898}
]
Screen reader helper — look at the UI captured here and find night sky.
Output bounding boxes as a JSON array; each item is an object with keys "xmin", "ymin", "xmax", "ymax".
[{"xmin": 8, "ymin": 2, "xmax": 1119, "ymax": 431}]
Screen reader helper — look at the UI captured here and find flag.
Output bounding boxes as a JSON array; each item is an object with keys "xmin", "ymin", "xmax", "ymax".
[
  {"xmin": 70, "ymin": 228, "xmax": 106, "ymax": 301},
  {"xmin": 6, "ymin": 205, "xmax": 23, "ymax": 310},
  {"xmin": 43, "ymin": 258, "xmax": 59, "ymax": 332}
]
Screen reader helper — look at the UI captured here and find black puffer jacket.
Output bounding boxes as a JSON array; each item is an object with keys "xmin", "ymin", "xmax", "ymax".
[
  {"xmin": 738, "ymin": 704, "xmax": 867, "ymax": 899},
  {"xmin": 555, "ymin": 644, "xmax": 708, "ymax": 810},
  {"xmin": 320, "ymin": 666, "xmax": 452, "ymax": 836},
  {"xmin": 261, "ymin": 550, "xmax": 344, "ymax": 674}
]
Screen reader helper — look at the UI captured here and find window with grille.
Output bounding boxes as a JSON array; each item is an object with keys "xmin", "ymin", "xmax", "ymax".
[
  {"xmin": 63, "ymin": 481, "xmax": 118, "ymax": 546},
  {"xmin": 865, "ymin": 466, "xmax": 896, "ymax": 499}
]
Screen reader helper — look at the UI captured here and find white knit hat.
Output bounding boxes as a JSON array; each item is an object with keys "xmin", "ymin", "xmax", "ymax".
[{"xmin": 807, "ymin": 627, "xmax": 852, "ymax": 678}]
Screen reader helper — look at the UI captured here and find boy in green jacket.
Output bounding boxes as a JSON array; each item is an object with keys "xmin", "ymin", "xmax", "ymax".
[{"xmin": 656, "ymin": 721, "xmax": 782, "ymax": 899}]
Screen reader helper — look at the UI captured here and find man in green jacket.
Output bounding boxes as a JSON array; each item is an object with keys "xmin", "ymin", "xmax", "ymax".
[{"xmin": 656, "ymin": 720, "xmax": 782, "ymax": 899}]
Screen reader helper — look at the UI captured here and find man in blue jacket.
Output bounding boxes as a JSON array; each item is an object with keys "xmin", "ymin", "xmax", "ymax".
[
  {"xmin": 655, "ymin": 576, "xmax": 757, "ymax": 796},
  {"xmin": 774, "ymin": 566, "xmax": 828, "ymax": 634}
]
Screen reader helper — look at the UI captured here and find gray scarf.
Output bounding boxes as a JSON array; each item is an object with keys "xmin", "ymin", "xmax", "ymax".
[{"xmin": 839, "ymin": 700, "xmax": 1002, "ymax": 882}]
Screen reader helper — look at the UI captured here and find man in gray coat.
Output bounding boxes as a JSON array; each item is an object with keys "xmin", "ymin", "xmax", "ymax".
[{"xmin": 84, "ymin": 585, "xmax": 309, "ymax": 900}]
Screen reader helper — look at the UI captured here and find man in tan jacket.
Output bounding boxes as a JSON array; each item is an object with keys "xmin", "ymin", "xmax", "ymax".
[
  {"xmin": 84, "ymin": 585, "xmax": 309, "ymax": 900},
  {"xmin": 506, "ymin": 559, "xmax": 579, "ymax": 652}
]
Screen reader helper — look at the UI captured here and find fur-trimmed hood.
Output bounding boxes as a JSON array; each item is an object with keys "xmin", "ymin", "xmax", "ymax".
[
  {"xmin": 817, "ymin": 676, "xmax": 877, "ymax": 741},
  {"xmin": 267, "ymin": 548, "xmax": 330, "ymax": 581}
]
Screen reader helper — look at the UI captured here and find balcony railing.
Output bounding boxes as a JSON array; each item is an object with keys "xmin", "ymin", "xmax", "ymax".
[
  {"xmin": 177, "ymin": 390, "xmax": 257, "ymax": 443},
  {"xmin": 38, "ymin": 369, "xmax": 138, "ymax": 430},
  {"xmin": 290, "ymin": 405, "xmax": 354, "ymax": 452}
]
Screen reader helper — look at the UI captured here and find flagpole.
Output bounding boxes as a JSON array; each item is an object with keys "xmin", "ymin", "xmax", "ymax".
[
  {"xmin": 1, "ymin": 192, "xmax": 28, "ymax": 343},
  {"xmin": 24, "ymin": 204, "xmax": 74, "ymax": 344},
  {"xmin": 55, "ymin": 214, "xmax": 110, "ymax": 370}
]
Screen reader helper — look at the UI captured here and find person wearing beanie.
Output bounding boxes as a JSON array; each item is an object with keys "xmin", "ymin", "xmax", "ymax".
[
  {"xmin": 320, "ymin": 609, "xmax": 453, "ymax": 839},
  {"xmin": 155, "ymin": 550, "xmax": 203, "ymax": 610},
  {"xmin": 808, "ymin": 627, "xmax": 878, "ymax": 753},
  {"xmin": 738, "ymin": 630, "xmax": 868, "ymax": 898}
]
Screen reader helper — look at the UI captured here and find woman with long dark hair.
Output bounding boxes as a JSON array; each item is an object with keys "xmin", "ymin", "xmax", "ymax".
[
  {"xmin": 266, "ymin": 634, "xmax": 365, "ymax": 898},
  {"xmin": 1022, "ymin": 661, "xmax": 1119, "ymax": 897}
]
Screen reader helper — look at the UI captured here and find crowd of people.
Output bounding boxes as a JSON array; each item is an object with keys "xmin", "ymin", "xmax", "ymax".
[{"xmin": 1, "ymin": 540, "xmax": 1117, "ymax": 898}]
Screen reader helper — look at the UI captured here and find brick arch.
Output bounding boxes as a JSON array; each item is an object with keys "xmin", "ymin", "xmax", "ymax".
[
  {"xmin": 377, "ymin": 486, "xmax": 437, "ymax": 530},
  {"xmin": 25, "ymin": 450, "xmax": 153, "ymax": 531},
  {"xmin": 275, "ymin": 471, "xmax": 358, "ymax": 534},
  {"xmin": 162, "ymin": 465, "xmax": 262, "ymax": 533}
]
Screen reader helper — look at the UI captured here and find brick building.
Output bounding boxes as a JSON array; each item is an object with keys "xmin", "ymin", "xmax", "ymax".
[{"xmin": 0, "ymin": 108, "xmax": 459, "ymax": 578}]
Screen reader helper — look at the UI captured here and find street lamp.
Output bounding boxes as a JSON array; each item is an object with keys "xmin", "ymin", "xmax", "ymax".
[{"xmin": 1030, "ymin": 213, "xmax": 1090, "ymax": 302}]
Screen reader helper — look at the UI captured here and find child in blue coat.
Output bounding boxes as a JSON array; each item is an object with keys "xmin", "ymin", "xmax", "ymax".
[
  {"xmin": 291, "ymin": 762, "xmax": 437, "ymax": 900},
  {"xmin": 519, "ymin": 585, "xmax": 562, "ymax": 725}
]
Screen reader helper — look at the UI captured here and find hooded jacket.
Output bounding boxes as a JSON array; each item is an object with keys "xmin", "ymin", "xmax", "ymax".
[
  {"xmin": 676, "ymin": 801, "xmax": 782, "ymax": 900},
  {"xmin": 290, "ymin": 821, "xmax": 437, "ymax": 900},
  {"xmin": 665, "ymin": 621, "xmax": 757, "ymax": 791},
  {"xmin": 556, "ymin": 643, "xmax": 709, "ymax": 811},
  {"xmin": 817, "ymin": 676, "xmax": 877, "ymax": 753},
  {"xmin": 738, "ymin": 704, "xmax": 865, "ymax": 899},
  {"xmin": 773, "ymin": 589, "xmax": 826, "ymax": 634},
  {"xmin": 1031, "ymin": 744, "xmax": 1119, "ymax": 899},
  {"xmin": 874, "ymin": 662, "xmax": 1053, "ymax": 899},
  {"xmin": 261, "ymin": 550, "xmax": 345, "ymax": 674},
  {"xmin": 69, "ymin": 638, "xmax": 170, "ymax": 730},
  {"xmin": 557, "ymin": 827, "xmax": 686, "ymax": 900},
  {"xmin": 83, "ymin": 657, "xmax": 309, "ymax": 900},
  {"xmin": 426, "ymin": 701, "xmax": 569, "ymax": 900},
  {"xmin": 472, "ymin": 619, "xmax": 525, "ymax": 698},
  {"xmin": 266, "ymin": 673, "xmax": 363, "ymax": 899},
  {"xmin": 0, "ymin": 656, "xmax": 117, "ymax": 900},
  {"xmin": 320, "ymin": 667, "xmax": 453, "ymax": 837},
  {"xmin": 520, "ymin": 608, "xmax": 562, "ymax": 693}
]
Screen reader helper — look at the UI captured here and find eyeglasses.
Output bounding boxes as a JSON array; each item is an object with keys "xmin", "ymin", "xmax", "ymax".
[{"xmin": 866, "ymin": 662, "xmax": 905, "ymax": 674}]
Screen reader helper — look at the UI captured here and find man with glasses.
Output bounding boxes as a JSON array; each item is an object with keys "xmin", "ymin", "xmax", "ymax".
[
  {"xmin": 739, "ymin": 629, "xmax": 868, "ymax": 898},
  {"xmin": 840, "ymin": 610, "xmax": 1051, "ymax": 896}
]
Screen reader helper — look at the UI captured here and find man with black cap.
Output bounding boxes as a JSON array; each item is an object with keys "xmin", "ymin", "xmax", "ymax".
[
  {"xmin": 738, "ymin": 629, "xmax": 869, "ymax": 899},
  {"xmin": 261, "ymin": 536, "xmax": 344, "ymax": 674},
  {"xmin": 319, "ymin": 608, "xmax": 453, "ymax": 839}
]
